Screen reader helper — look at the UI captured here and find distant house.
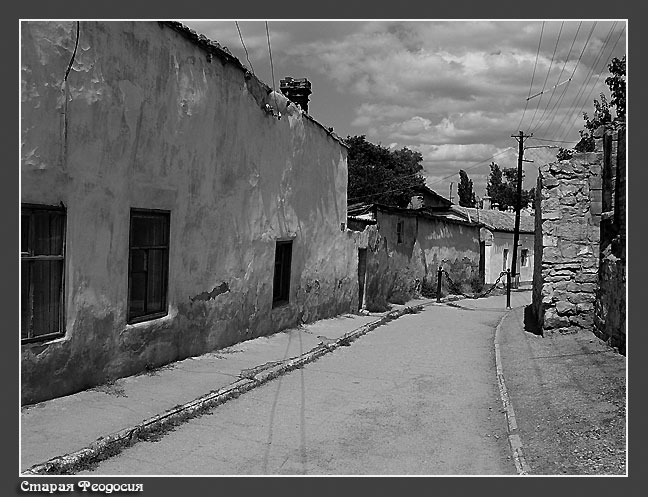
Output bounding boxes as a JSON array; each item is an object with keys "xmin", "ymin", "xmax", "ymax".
[
  {"xmin": 407, "ymin": 184, "xmax": 454, "ymax": 211},
  {"xmin": 453, "ymin": 197, "xmax": 535, "ymax": 284},
  {"xmin": 21, "ymin": 21, "xmax": 359, "ymax": 404},
  {"xmin": 348, "ymin": 198, "xmax": 482, "ymax": 308}
]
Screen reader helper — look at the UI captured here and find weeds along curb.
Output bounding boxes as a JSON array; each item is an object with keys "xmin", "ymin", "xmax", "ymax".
[{"xmin": 22, "ymin": 304, "xmax": 423, "ymax": 475}]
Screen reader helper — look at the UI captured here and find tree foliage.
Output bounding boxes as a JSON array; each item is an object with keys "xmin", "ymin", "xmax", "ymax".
[
  {"xmin": 556, "ymin": 147, "xmax": 574, "ymax": 161},
  {"xmin": 458, "ymin": 169, "xmax": 476, "ymax": 207},
  {"xmin": 485, "ymin": 162, "xmax": 534, "ymax": 210},
  {"xmin": 346, "ymin": 135, "xmax": 426, "ymax": 208},
  {"xmin": 573, "ymin": 55, "xmax": 626, "ymax": 153}
]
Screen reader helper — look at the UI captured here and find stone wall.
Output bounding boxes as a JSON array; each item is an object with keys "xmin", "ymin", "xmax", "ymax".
[
  {"xmin": 530, "ymin": 149, "xmax": 602, "ymax": 335},
  {"xmin": 594, "ymin": 125, "xmax": 626, "ymax": 354}
]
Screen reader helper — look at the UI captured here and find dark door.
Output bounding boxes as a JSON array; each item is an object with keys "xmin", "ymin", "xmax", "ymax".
[
  {"xmin": 358, "ymin": 248, "xmax": 367, "ymax": 310},
  {"xmin": 479, "ymin": 241, "xmax": 485, "ymax": 283}
]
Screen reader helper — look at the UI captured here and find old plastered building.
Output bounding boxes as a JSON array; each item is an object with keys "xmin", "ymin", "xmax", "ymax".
[
  {"xmin": 454, "ymin": 200, "xmax": 535, "ymax": 285},
  {"xmin": 20, "ymin": 21, "xmax": 363, "ymax": 404},
  {"xmin": 348, "ymin": 192, "xmax": 482, "ymax": 308}
]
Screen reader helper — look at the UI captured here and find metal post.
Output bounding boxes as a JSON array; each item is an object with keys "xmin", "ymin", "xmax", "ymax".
[
  {"xmin": 506, "ymin": 269, "xmax": 511, "ymax": 309},
  {"xmin": 437, "ymin": 266, "xmax": 443, "ymax": 303}
]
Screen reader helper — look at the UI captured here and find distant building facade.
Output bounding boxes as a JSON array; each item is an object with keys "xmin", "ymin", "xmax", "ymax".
[{"xmin": 453, "ymin": 202, "xmax": 535, "ymax": 284}]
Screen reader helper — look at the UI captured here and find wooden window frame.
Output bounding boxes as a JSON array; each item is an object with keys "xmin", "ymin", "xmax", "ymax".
[
  {"xmin": 21, "ymin": 203, "xmax": 66, "ymax": 344},
  {"xmin": 127, "ymin": 209, "xmax": 170, "ymax": 324},
  {"xmin": 272, "ymin": 240, "xmax": 293, "ymax": 307}
]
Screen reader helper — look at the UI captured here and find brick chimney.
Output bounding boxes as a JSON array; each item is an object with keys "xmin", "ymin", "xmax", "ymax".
[
  {"xmin": 482, "ymin": 196, "xmax": 491, "ymax": 210},
  {"xmin": 280, "ymin": 77, "xmax": 312, "ymax": 113}
]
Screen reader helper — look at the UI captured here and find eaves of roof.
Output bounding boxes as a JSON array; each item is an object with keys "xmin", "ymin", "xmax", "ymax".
[
  {"xmin": 453, "ymin": 206, "xmax": 535, "ymax": 233},
  {"xmin": 372, "ymin": 203, "xmax": 481, "ymax": 228},
  {"xmin": 162, "ymin": 21, "xmax": 348, "ymax": 149}
]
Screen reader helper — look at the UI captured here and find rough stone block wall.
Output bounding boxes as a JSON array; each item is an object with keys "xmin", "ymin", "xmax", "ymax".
[
  {"xmin": 594, "ymin": 125, "xmax": 626, "ymax": 354},
  {"xmin": 531, "ymin": 151, "xmax": 602, "ymax": 335}
]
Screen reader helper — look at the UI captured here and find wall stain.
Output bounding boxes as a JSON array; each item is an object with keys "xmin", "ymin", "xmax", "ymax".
[{"xmin": 190, "ymin": 282, "xmax": 230, "ymax": 302}]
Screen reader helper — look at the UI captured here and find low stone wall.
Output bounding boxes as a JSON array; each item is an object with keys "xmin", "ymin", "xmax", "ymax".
[{"xmin": 530, "ymin": 153, "xmax": 601, "ymax": 335}]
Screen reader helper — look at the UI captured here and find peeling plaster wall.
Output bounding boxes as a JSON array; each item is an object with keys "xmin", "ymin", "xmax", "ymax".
[
  {"xmin": 364, "ymin": 212, "xmax": 423, "ymax": 310},
  {"xmin": 362, "ymin": 211, "xmax": 480, "ymax": 309},
  {"xmin": 416, "ymin": 216, "xmax": 481, "ymax": 291},
  {"xmin": 21, "ymin": 21, "xmax": 355, "ymax": 404}
]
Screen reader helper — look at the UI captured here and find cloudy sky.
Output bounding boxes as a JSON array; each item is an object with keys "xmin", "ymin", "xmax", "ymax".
[{"xmin": 181, "ymin": 20, "xmax": 626, "ymax": 200}]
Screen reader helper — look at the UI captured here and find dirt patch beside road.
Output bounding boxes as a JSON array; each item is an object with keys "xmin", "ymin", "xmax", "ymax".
[{"xmin": 499, "ymin": 306, "xmax": 626, "ymax": 475}]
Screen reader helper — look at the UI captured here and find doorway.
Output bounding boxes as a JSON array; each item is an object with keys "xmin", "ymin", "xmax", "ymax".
[{"xmin": 358, "ymin": 248, "xmax": 367, "ymax": 310}]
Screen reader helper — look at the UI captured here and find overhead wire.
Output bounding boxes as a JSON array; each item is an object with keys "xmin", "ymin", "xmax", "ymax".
[
  {"xmin": 516, "ymin": 21, "xmax": 545, "ymax": 133},
  {"xmin": 525, "ymin": 21, "xmax": 598, "ymax": 145},
  {"xmin": 265, "ymin": 21, "xmax": 280, "ymax": 116},
  {"xmin": 557, "ymin": 23, "xmax": 625, "ymax": 141},
  {"xmin": 526, "ymin": 21, "xmax": 564, "ymax": 132},
  {"xmin": 235, "ymin": 21, "xmax": 255, "ymax": 75},
  {"xmin": 549, "ymin": 21, "xmax": 619, "ymax": 142},
  {"xmin": 529, "ymin": 21, "xmax": 582, "ymax": 136},
  {"xmin": 347, "ymin": 147, "xmax": 515, "ymax": 204}
]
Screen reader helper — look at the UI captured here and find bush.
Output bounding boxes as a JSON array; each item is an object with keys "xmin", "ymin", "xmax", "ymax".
[{"xmin": 421, "ymin": 277, "xmax": 442, "ymax": 298}]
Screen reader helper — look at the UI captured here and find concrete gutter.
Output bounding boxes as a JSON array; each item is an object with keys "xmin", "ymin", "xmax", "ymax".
[{"xmin": 22, "ymin": 304, "xmax": 423, "ymax": 475}]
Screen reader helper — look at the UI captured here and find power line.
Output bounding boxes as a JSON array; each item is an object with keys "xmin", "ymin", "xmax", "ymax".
[
  {"xmin": 519, "ymin": 21, "xmax": 597, "ymax": 145},
  {"xmin": 527, "ymin": 21, "xmax": 564, "ymax": 131},
  {"xmin": 426, "ymin": 147, "xmax": 515, "ymax": 187},
  {"xmin": 527, "ymin": 137, "xmax": 578, "ymax": 144},
  {"xmin": 529, "ymin": 21, "xmax": 583, "ymax": 136},
  {"xmin": 516, "ymin": 21, "xmax": 545, "ymax": 132},
  {"xmin": 549, "ymin": 21, "xmax": 619, "ymax": 142},
  {"xmin": 557, "ymin": 24, "xmax": 625, "ymax": 143},
  {"xmin": 265, "ymin": 21, "xmax": 279, "ymax": 117},
  {"xmin": 347, "ymin": 147, "xmax": 514, "ymax": 204},
  {"xmin": 235, "ymin": 21, "xmax": 255, "ymax": 75}
]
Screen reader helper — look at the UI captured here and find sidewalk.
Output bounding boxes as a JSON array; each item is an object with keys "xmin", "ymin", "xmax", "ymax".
[
  {"xmin": 20, "ymin": 301, "xmax": 430, "ymax": 475},
  {"xmin": 496, "ymin": 303, "xmax": 626, "ymax": 475}
]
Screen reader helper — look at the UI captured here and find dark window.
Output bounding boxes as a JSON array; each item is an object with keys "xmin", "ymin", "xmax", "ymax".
[
  {"xmin": 521, "ymin": 248, "xmax": 529, "ymax": 267},
  {"xmin": 21, "ymin": 204, "xmax": 66, "ymax": 343},
  {"xmin": 272, "ymin": 240, "xmax": 292, "ymax": 307},
  {"xmin": 396, "ymin": 221, "xmax": 404, "ymax": 243},
  {"xmin": 128, "ymin": 210, "xmax": 170, "ymax": 323}
]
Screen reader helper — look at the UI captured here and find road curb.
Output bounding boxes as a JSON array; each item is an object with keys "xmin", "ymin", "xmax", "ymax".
[
  {"xmin": 494, "ymin": 306, "xmax": 531, "ymax": 476},
  {"xmin": 22, "ymin": 304, "xmax": 423, "ymax": 475}
]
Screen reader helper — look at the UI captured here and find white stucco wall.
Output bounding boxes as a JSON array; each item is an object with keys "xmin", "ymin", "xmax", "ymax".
[
  {"xmin": 485, "ymin": 231, "xmax": 534, "ymax": 284},
  {"xmin": 21, "ymin": 21, "xmax": 357, "ymax": 403}
]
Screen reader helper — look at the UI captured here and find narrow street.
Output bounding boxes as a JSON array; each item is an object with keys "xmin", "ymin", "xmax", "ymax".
[{"xmin": 78, "ymin": 292, "xmax": 530, "ymax": 475}]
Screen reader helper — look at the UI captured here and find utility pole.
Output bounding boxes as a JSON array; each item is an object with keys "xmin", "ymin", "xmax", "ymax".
[
  {"xmin": 449, "ymin": 182, "xmax": 454, "ymax": 203},
  {"xmin": 510, "ymin": 130, "xmax": 533, "ymax": 289}
]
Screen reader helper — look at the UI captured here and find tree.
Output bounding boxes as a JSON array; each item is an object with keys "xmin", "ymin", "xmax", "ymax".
[
  {"xmin": 457, "ymin": 169, "xmax": 476, "ymax": 207},
  {"xmin": 574, "ymin": 55, "xmax": 626, "ymax": 153},
  {"xmin": 556, "ymin": 147, "xmax": 574, "ymax": 161},
  {"xmin": 485, "ymin": 162, "xmax": 534, "ymax": 210},
  {"xmin": 345, "ymin": 135, "xmax": 426, "ymax": 208}
]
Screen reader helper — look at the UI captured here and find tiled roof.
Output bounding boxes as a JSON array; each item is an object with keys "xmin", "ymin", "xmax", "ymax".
[{"xmin": 453, "ymin": 206, "xmax": 535, "ymax": 233}]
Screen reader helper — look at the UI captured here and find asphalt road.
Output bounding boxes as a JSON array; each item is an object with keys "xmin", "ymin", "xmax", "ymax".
[{"xmin": 79, "ymin": 295, "xmax": 525, "ymax": 475}]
